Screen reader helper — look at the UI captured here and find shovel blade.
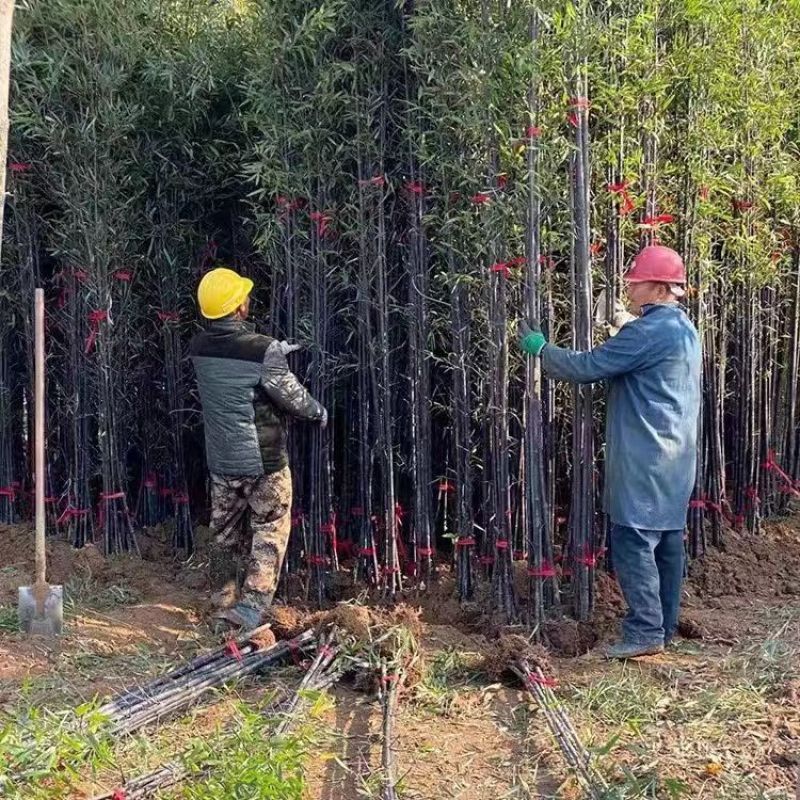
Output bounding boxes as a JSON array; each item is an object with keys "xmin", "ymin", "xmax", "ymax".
[{"xmin": 17, "ymin": 585, "xmax": 64, "ymax": 636}]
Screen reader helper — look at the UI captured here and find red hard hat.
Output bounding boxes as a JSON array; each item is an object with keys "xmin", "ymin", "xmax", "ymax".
[{"xmin": 625, "ymin": 245, "xmax": 686, "ymax": 285}]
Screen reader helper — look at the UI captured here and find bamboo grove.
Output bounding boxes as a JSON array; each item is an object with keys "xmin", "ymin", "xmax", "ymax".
[{"xmin": 1, "ymin": 0, "xmax": 800, "ymax": 629}]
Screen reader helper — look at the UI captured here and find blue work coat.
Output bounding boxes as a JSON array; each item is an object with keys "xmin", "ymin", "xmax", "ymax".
[{"xmin": 541, "ymin": 303, "xmax": 701, "ymax": 531}]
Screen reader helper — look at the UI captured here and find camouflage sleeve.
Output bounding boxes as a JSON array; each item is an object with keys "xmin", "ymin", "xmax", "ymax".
[{"xmin": 260, "ymin": 340, "xmax": 326, "ymax": 421}]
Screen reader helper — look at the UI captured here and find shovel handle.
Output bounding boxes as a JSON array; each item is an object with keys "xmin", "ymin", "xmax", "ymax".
[{"xmin": 34, "ymin": 288, "xmax": 46, "ymax": 586}]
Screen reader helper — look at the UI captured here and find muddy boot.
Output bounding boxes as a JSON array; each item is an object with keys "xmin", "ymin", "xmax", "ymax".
[
  {"xmin": 604, "ymin": 641, "xmax": 664, "ymax": 660},
  {"xmin": 210, "ymin": 601, "xmax": 263, "ymax": 635}
]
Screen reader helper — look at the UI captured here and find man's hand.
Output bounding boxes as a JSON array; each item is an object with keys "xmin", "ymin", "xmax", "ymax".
[
  {"xmin": 278, "ymin": 340, "xmax": 302, "ymax": 356},
  {"xmin": 518, "ymin": 319, "xmax": 547, "ymax": 356},
  {"xmin": 320, "ymin": 407, "xmax": 328, "ymax": 430},
  {"xmin": 594, "ymin": 290, "xmax": 637, "ymax": 338}
]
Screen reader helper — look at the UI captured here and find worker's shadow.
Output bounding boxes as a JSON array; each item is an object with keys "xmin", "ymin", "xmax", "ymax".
[{"xmin": 318, "ymin": 687, "xmax": 376, "ymax": 800}]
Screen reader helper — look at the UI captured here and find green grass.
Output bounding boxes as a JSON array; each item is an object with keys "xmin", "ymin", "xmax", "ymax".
[
  {"xmin": 0, "ymin": 687, "xmax": 328, "ymax": 800},
  {"xmin": 0, "ymin": 605, "xmax": 18, "ymax": 632},
  {"xmin": 64, "ymin": 575, "xmax": 142, "ymax": 613},
  {"xmin": 569, "ymin": 669, "xmax": 671, "ymax": 731},
  {"xmin": 413, "ymin": 648, "xmax": 482, "ymax": 716},
  {"xmin": 176, "ymin": 704, "xmax": 314, "ymax": 799}
]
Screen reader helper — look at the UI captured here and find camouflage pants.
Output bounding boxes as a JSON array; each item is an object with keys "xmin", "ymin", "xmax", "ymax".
[{"xmin": 208, "ymin": 467, "xmax": 292, "ymax": 612}]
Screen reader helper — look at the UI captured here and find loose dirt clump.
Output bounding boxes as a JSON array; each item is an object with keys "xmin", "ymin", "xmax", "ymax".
[
  {"xmin": 677, "ymin": 615, "xmax": 705, "ymax": 640},
  {"xmin": 543, "ymin": 617, "xmax": 599, "ymax": 657},
  {"xmin": 264, "ymin": 605, "xmax": 307, "ymax": 639},
  {"xmin": 316, "ymin": 603, "xmax": 373, "ymax": 641},
  {"xmin": 480, "ymin": 634, "xmax": 553, "ymax": 681},
  {"xmin": 265, "ymin": 602, "xmax": 416, "ymax": 647},
  {"xmin": 249, "ymin": 627, "xmax": 277, "ymax": 650}
]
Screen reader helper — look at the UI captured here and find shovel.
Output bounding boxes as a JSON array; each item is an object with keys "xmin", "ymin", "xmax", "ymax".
[{"xmin": 18, "ymin": 288, "xmax": 63, "ymax": 635}]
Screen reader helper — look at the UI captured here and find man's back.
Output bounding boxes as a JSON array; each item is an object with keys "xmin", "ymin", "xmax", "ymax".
[
  {"xmin": 604, "ymin": 303, "xmax": 701, "ymax": 530},
  {"xmin": 190, "ymin": 317, "xmax": 272, "ymax": 477}
]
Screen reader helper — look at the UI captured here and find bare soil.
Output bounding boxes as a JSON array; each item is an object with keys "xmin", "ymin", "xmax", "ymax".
[{"xmin": 0, "ymin": 518, "xmax": 798, "ymax": 798}]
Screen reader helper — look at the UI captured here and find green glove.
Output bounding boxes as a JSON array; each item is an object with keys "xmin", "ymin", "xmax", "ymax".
[{"xmin": 518, "ymin": 319, "xmax": 547, "ymax": 356}]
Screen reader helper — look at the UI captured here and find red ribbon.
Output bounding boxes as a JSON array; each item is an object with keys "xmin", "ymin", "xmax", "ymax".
[
  {"xmin": 359, "ymin": 546, "xmax": 376, "ymax": 557},
  {"xmin": 382, "ymin": 565, "xmax": 400, "ymax": 575},
  {"xmin": 56, "ymin": 506, "xmax": 90, "ymax": 525},
  {"xmin": 526, "ymin": 673, "xmax": 558, "ymax": 689},
  {"xmin": 471, "ymin": 192, "xmax": 491, "ymax": 205},
  {"xmin": 640, "ymin": 214, "xmax": 675, "ymax": 227},
  {"xmin": 335, "ymin": 539, "xmax": 353, "ymax": 556},
  {"xmin": 733, "ymin": 199, "xmax": 753, "ymax": 212},
  {"xmin": 101, "ymin": 492, "xmax": 125, "ymax": 502},
  {"xmin": 528, "ymin": 561, "xmax": 557, "ymax": 578},
  {"xmin": 157, "ymin": 310, "xmax": 180, "ymax": 323},
  {"xmin": 608, "ymin": 181, "xmax": 635, "ymax": 216},
  {"xmin": 0, "ymin": 486, "xmax": 16, "ymax": 500},
  {"xmin": 762, "ymin": 451, "xmax": 800, "ymax": 496},
  {"xmin": 404, "ymin": 180, "xmax": 425, "ymax": 195},
  {"xmin": 689, "ymin": 499, "xmax": 706, "ymax": 509},
  {"xmin": 113, "ymin": 269, "xmax": 132, "ymax": 282},
  {"xmin": 359, "ymin": 176, "xmax": 385, "ymax": 188},
  {"xmin": 513, "ymin": 549, "xmax": 526, "ymax": 561},
  {"xmin": 538, "ymin": 254, "xmax": 556, "ymax": 270},
  {"xmin": 479, "ymin": 555, "xmax": 495, "ymax": 565},
  {"xmin": 9, "ymin": 161, "xmax": 31, "ymax": 174},
  {"xmin": 437, "ymin": 481, "xmax": 455, "ymax": 493},
  {"xmin": 490, "ymin": 257, "xmax": 525, "ymax": 279},
  {"xmin": 276, "ymin": 196, "xmax": 306, "ymax": 220},
  {"xmin": 85, "ymin": 310, "xmax": 108, "ymax": 354},
  {"xmin": 491, "ymin": 261, "xmax": 511, "ymax": 278},
  {"xmin": 225, "ymin": 640, "xmax": 243, "ymax": 662},
  {"xmin": 111, "ymin": 790, "xmax": 127, "ymax": 800},
  {"xmin": 495, "ymin": 539, "xmax": 509, "ymax": 550},
  {"xmin": 699, "ymin": 186, "xmax": 710, "ymax": 201},
  {"xmin": 455, "ymin": 537, "xmax": 475, "ymax": 547},
  {"xmin": 307, "ymin": 554, "xmax": 329, "ymax": 566},
  {"xmin": 309, "ymin": 211, "xmax": 333, "ymax": 237},
  {"xmin": 496, "ymin": 174, "xmax": 508, "ymax": 190},
  {"xmin": 526, "ymin": 125, "xmax": 541, "ymax": 139},
  {"xmin": 566, "ymin": 98, "xmax": 590, "ymax": 128},
  {"xmin": 575, "ymin": 549, "xmax": 605, "ymax": 567},
  {"xmin": 417, "ymin": 547, "xmax": 434, "ymax": 557}
]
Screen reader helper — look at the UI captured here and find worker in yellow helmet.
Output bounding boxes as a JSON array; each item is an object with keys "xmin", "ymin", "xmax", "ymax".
[{"xmin": 190, "ymin": 267, "xmax": 327, "ymax": 632}]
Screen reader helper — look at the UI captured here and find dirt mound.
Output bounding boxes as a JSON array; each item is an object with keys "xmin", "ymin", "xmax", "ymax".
[
  {"xmin": 265, "ymin": 601, "xmax": 422, "ymax": 648},
  {"xmin": 481, "ymin": 633, "xmax": 553, "ymax": 681},
  {"xmin": 688, "ymin": 522, "xmax": 800, "ymax": 599},
  {"xmin": 0, "ymin": 524, "xmax": 199, "ymax": 608}
]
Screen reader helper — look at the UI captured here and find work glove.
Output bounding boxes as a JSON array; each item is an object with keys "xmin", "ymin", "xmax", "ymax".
[
  {"xmin": 594, "ymin": 289, "xmax": 636, "ymax": 338},
  {"xmin": 278, "ymin": 340, "xmax": 302, "ymax": 356},
  {"xmin": 518, "ymin": 319, "xmax": 547, "ymax": 356}
]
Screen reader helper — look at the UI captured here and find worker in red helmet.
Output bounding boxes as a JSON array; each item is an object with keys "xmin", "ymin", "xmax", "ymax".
[{"xmin": 520, "ymin": 245, "xmax": 701, "ymax": 659}]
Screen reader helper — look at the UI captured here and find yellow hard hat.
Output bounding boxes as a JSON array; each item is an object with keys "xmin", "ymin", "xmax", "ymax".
[{"xmin": 197, "ymin": 267, "xmax": 254, "ymax": 320}]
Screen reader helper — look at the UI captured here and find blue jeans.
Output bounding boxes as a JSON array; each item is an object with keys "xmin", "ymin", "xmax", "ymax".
[{"xmin": 610, "ymin": 524, "xmax": 684, "ymax": 646}]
